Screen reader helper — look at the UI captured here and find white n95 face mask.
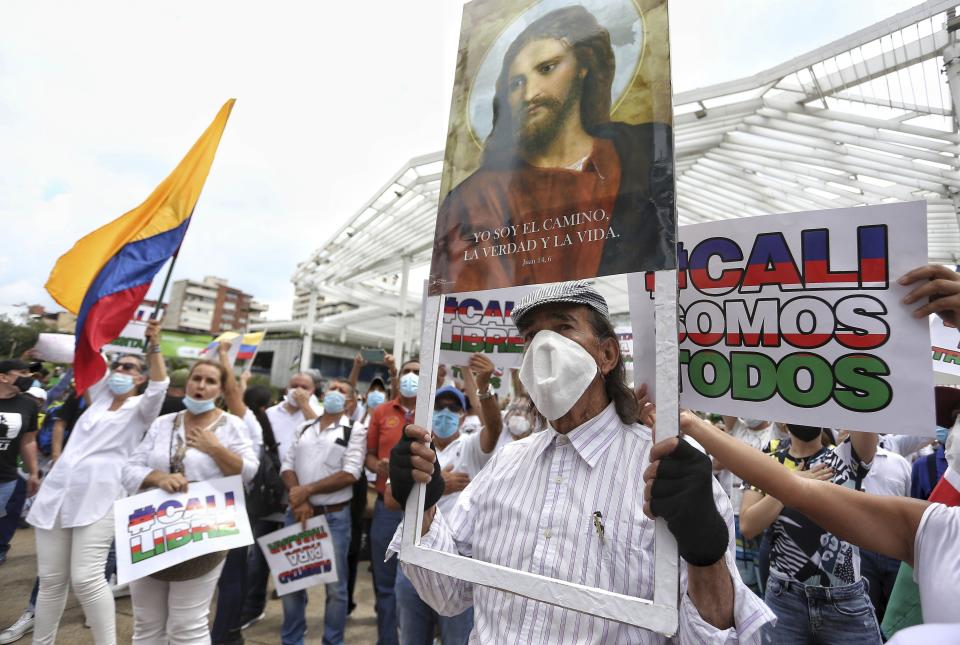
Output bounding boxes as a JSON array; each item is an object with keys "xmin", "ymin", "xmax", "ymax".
[{"xmin": 519, "ymin": 330, "xmax": 598, "ymax": 421}]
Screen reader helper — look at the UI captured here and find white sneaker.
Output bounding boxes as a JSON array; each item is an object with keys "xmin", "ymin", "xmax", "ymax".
[{"xmin": 0, "ymin": 611, "xmax": 34, "ymax": 644}]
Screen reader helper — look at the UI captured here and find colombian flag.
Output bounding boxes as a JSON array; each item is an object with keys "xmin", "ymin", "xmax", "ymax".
[
  {"xmin": 202, "ymin": 331, "xmax": 265, "ymax": 366},
  {"xmin": 45, "ymin": 100, "xmax": 236, "ymax": 393}
]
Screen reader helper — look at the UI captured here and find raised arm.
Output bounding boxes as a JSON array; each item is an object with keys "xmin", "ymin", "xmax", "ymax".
[
  {"xmin": 348, "ymin": 354, "xmax": 364, "ymax": 390},
  {"xmin": 217, "ymin": 341, "xmax": 248, "ymax": 418},
  {"xmin": 679, "ymin": 413, "xmax": 928, "ymax": 565},
  {"xmin": 467, "ymin": 354, "xmax": 502, "ymax": 454},
  {"xmin": 144, "ymin": 320, "xmax": 167, "ymax": 383}
]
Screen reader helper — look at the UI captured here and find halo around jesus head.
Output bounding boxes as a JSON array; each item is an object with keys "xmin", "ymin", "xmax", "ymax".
[{"xmin": 467, "ymin": 0, "xmax": 645, "ymax": 146}]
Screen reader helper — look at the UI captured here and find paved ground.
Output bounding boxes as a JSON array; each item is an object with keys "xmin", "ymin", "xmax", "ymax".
[{"xmin": 0, "ymin": 526, "xmax": 380, "ymax": 644}]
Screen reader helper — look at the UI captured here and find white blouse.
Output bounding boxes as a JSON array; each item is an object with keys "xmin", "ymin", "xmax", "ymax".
[
  {"xmin": 28, "ymin": 372, "xmax": 169, "ymax": 530},
  {"xmin": 122, "ymin": 410, "xmax": 258, "ymax": 494}
]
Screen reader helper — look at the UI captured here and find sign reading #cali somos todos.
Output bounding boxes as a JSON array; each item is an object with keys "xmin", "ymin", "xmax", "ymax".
[
  {"xmin": 638, "ymin": 202, "xmax": 934, "ymax": 434},
  {"xmin": 114, "ymin": 476, "xmax": 254, "ymax": 584}
]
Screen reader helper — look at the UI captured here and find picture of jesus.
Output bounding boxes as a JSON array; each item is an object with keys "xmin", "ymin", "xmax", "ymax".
[{"xmin": 429, "ymin": 1, "xmax": 675, "ymax": 295}]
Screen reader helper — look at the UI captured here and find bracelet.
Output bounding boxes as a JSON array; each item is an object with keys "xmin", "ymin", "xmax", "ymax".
[
  {"xmin": 477, "ymin": 390, "xmax": 493, "ymax": 400},
  {"xmin": 147, "ymin": 344, "xmax": 162, "ymax": 354}
]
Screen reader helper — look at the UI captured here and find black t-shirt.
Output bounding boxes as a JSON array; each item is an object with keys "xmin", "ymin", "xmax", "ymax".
[
  {"xmin": 0, "ymin": 394, "xmax": 39, "ymax": 482},
  {"xmin": 160, "ymin": 395, "xmax": 185, "ymax": 417}
]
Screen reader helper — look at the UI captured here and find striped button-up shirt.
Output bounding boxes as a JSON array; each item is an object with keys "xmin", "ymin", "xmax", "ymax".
[{"xmin": 390, "ymin": 403, "xmax": 773, "ymax": 644}]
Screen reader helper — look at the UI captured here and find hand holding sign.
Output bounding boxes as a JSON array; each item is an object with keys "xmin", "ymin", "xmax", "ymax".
[
  {"xmin": 157, "ymin": 473, "xmax": 189, "ymax": 493},
  {"xmin": 900, "ymin": 263, "xmax": 960, "ymax": 327}
]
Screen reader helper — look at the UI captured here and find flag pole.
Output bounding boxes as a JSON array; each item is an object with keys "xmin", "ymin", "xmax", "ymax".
[{"xmin": 141, "ymin": 247, "xmax": 180, "ymax": 352}]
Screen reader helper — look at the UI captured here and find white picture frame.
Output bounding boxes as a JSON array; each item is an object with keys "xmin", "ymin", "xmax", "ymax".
[{"xmin": 398, "ymin": 270, "xmax": 681, "ymax": 635}]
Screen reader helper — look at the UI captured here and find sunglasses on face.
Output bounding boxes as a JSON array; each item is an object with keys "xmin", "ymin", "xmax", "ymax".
[
  {"xmin": 111, "ymin": 361, "xmax": 141, "ymax": 374},
  {"xmin": 435, "ymin": 402, "xmax": 463, "ymax": 414}
]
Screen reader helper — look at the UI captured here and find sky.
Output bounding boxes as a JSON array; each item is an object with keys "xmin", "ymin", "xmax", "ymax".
[{"xmin": 0, "ymin": 0, "xmax": 927, "ymax": 321}]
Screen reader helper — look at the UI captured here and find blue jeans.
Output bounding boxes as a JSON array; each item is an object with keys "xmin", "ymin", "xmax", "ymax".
[
  {"xmin": 281, "ymin": 506, "xmax": 351, "ymax": 645},
  {"xmin": 396, "ymin": 567, "xmax": 473, "ymax": 644},
  {"xmin": 0, "ymin": 478, "xmax": 26, "ymax": 554},
  {"xmin": 764, "ymin": 573, "xmax": 881, "ymax": 644},
  {"xmin": 242, "ymin": 518, "xmax": 283, "ymax": 619},
  {"xmin": 211, "ymin": 545, "xmax": 249, "ymax": 641},
  {"xmin": 0, "ymin": 479, "xmax": 17, "ymax": 520},
  {"xmin": 370, "ymin": 498, "xmax": 402, "ymax": 645},
  {"xmin": 859, "ymin": 549, "xmax": 901, "ymax": 624}
]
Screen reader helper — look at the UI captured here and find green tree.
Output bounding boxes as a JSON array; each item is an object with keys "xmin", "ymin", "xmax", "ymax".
[{"xmin": 0, "ymin": 315, "xmax": 49, "ymax": 359}]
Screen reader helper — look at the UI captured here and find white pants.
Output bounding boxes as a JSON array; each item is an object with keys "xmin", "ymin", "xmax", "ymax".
[
  {"xmin": 33, "ymin": 510, "xmax": 116, "ymax": 645},
  {"xmin": 129, "ymin": 560, "xmax": 224, "ymax": 645}
]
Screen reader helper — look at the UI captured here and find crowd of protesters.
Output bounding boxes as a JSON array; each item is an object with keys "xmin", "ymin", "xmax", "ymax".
[{"xmin": 0, "ymin": 262, "xmax": 957, "ymax": 644}]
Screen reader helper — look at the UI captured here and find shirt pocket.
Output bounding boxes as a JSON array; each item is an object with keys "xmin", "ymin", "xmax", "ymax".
[
  {"xmin": 323, "ymin": 441, "xmax": 348, "ymax": 471},
  {"xmin": 584, "ymin": 519, "xmax": 651, "ymax": 598}
]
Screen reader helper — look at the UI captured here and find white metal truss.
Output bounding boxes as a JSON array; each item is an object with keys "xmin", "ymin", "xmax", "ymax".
[{"xmin": 279, "ymin": 0, "xmax": 960, "ymax": 350}]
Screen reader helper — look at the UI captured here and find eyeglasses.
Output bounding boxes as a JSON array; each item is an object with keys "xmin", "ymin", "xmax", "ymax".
[
  {"xmin": 435, "ymin": 402, "xmax": 462, "ymax": 414},
  {"xmin": 111, "ymin": 361, "xmax": 141, "ymax": 373}
]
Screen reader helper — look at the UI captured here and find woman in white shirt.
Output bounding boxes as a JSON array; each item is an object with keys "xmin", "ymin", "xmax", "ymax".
[
  {"xmin": 122, "ymin": 359, "xmax": 257, "ymax": 645},
  {"xmin": 28, "ymin": 321, "xmax": 168, "ymax": 645}
]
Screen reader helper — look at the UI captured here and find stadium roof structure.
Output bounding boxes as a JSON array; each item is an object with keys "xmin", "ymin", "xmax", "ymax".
[{"xmin": 275, "ymin": 0, "xmax": 960, "ymax": 356}]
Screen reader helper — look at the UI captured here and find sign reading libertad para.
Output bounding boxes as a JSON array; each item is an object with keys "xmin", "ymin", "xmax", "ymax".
[
  {"xmin": 257, "ymin": 516, "xmax": 339, "ymax": 596},
  {"xmin": 635, "ymin": 201, "xmax": 934, "ymax": 435},
  {"xmin": 114, "ymin": 476, "xmax": 253, "ymax": 584}
]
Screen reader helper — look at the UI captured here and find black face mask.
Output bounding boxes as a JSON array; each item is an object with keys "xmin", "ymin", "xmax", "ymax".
[
  {"xmin": 787, "ymin": 424, "xmax": 823, "ymax": 442},
  {"xmin": 12, "ymin": 376, "xmax": 34, "ymax": 393}
]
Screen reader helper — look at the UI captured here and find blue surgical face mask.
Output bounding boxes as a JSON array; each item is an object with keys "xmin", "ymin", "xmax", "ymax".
[
  {"xmin": 184, "ymin": 396, "xmax": 217, "ymax": 415},
  {"xmin": 367, "ymin": 390, "xmax": 386, "ymax": 410},
  {"xmin": 323, "ymin": 390, "xmax": 346, "ymax": 414},
  {"xmin": 936, "ymin": 425, "xmax": 950, "ymax": 444},
  {"xmin": 107, "ymin": 373, "xmax": 135, "ymax": 395},
  {"xmin": 432, "ymin": 409, "xmax": 460, "ymax": 439},
  {"xmin": 399, "ymin": 373, "xmax": 419, "ymax": 399}
]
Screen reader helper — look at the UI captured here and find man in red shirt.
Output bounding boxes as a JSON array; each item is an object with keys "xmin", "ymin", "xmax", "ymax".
[{"xmin": 365, "ymin": 358, "xmax": 420, "ymax": 645}]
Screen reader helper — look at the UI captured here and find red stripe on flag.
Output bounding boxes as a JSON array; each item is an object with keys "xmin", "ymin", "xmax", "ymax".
[{"xmin": 74, "ymin": 284, "xmax": 151, "ymax": 394}]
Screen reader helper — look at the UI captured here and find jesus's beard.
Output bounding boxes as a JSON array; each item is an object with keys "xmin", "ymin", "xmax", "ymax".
[{"xmin": 513, "ymin": 78, "xmax": 583, "ymax": 159}]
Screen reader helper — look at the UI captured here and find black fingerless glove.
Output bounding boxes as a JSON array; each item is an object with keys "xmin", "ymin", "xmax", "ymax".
[
  {"xmin": 389, "ymin": 429, "xmax": 445, "ymax": 510},
  {"xmin": 650, "ymin": 438, "xmax": 728, "ymax": 566}
]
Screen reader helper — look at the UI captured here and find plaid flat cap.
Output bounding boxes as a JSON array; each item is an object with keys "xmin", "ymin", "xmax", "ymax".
[{"xmin": 511, "ymin": 281, "xmax": 609, "ymax": 329}]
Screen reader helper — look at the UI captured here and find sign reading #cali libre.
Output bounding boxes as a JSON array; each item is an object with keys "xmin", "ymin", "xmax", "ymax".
[
  {"xmin": 114, "ymin": 476, "xmax": 253, "ymax": 584},
  {"xmin": 439, "ymin": 285, "xmax": 537, "ymax": 370},
  {"xmin": 633, "ymin": 201, "xmax": 934, "ymax": 435}
]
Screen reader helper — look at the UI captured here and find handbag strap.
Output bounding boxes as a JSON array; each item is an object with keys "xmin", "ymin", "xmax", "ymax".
[{"xmin": 169, "ymin": 411, "xmax": 229, "ymax": 477}]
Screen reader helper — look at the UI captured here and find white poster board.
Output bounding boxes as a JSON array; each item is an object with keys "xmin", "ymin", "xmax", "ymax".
[
  {"xmin": 439, "ymin": 285, "xmax": 537, "ymax": 370},
  {"xmin": 931, "ymin": 315, "xmax": 960, "ymax": 384},
  {"xmin": 256, "ymin": 515, "xmax": 339, "ymax": 596},
  {"xmin": 104, "ymin": 320, "xmax": 147, "ymax": 356},
  {"xmin": 33, "ymin": 333, "xmax": 75, "ymax": 364},
  {"xmin": 113, "ymin": 476, "xmax": 253, "ymax": 584},
  {"xmin": 632, "ymin": 201, "xmax": 934, "ymax": 435}
]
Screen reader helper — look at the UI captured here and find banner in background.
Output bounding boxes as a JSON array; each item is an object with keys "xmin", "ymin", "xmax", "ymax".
[
  {"xmin": 160, "ymin": 331, "xmax": 215, "ymax": 359},
  {"xmin": 103, "ymin": 320, "xmax": 147, "ymax": 355},
  {"xmin": 931, "ymin": 315, "xmax": 960, "ymax": 383},
  {"xmin": 632, "ymin": 202, "xmax": 934, "ymax": 435},
  {"xmin": 256, "ymin": 516, "xmax": 338, "ymax": 596},
  {"xmin": 113, "ymin": 476, "xmax": 253, "ymax": 585}
]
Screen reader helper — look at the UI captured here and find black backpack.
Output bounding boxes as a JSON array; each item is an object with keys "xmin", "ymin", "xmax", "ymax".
[{"xmin": 246, "ymin": 440, "xmax": 285, "ymax": 521}]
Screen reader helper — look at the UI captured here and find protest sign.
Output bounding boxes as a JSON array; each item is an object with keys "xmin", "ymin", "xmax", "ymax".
[
  {"xmin": 439, "ymin": 285, "xmax": 536, "ymax": 370},
  {"xmin": 632, "ymin": 201, "xmax": 934, "ymax": 435},
  {"xmin": 427, "ymin": 0, "xmax": 676, "ymax": 296},
  {"xmin": 406, "ymin": 0, "xmax": 681, "ymax": 633},
  {"xmin": 256, "ymin": 516, "xmax": 338, "ymax": 596},
  {"xmin": 103, "ymin": 320, "xmax": 147, "ymax": 355},
  {"xmin": 114, "ymin": 475, "xmax": 253, "ymax": 585},
  {"xmin": 931, "ymin": 315, "xmax": 960, "ymax": 384},
  {"xmin": 33, "ymin": 333, "xmax": 75, "ymax": 364}
]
